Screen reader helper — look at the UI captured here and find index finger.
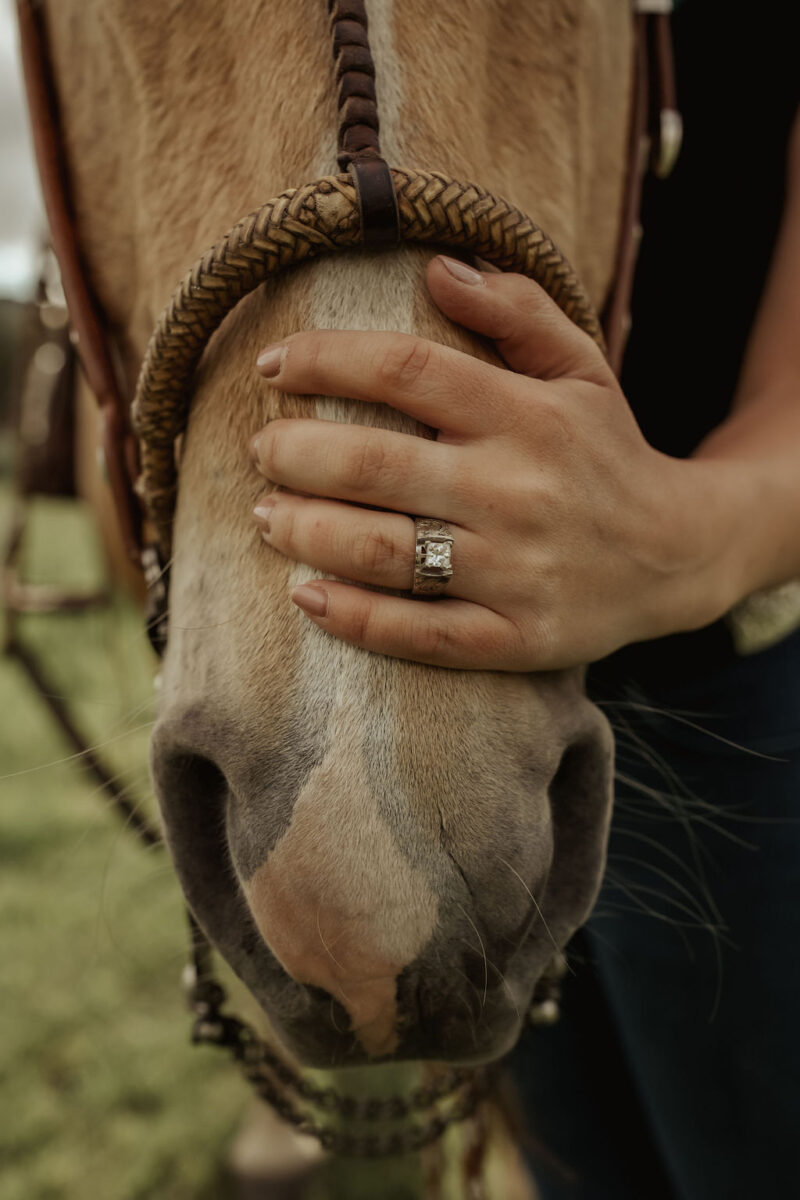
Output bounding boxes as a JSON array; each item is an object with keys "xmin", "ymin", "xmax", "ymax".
[{"xmin": 255, "ymin": 329, "xmax": 522, "ymax": 436}]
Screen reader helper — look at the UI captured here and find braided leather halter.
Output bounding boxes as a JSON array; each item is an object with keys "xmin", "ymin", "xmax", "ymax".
[{"xmin": 16, "ymin": 0, "xmax": 680, "ymax": 1159}]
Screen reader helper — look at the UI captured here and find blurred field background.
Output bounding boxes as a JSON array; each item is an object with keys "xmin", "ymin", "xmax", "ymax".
[
  {"xmin": 0, "ymin": 0, "xmax": 278, "ymax": 1187},
  {"xmin": 0, "ymin": 478, "xmax": 249, "ymax": 1199}
]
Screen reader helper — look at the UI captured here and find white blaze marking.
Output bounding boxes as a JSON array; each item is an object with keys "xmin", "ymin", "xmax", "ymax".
[{"xmin": 262, "ymin": 1, "xmax": 439, "ymax": 1054}]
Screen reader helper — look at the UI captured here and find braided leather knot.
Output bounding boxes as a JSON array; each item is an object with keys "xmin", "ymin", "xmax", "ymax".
[{"xmin": 328, "ymin": 0, "xmax": 382, "ymax": 169}]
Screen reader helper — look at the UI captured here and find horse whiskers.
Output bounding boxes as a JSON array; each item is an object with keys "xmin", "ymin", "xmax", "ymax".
[
  {"xmin": 314, "ymin": 905, "xmax": 349, "ymax": 978},
  {"xmin": 448, "ymin": 983, "xmax": 484, "ymax": 1048},
  {"xmin": 613, "ymin": 756, "xmax": 758, "ymax": 851},
  {"xmin": 56, "ymin": 777, "xmax": 157, "ymax": 866},
  {"xmin": 598, "ymin": 695, "xmax": 714, "ymax": 720},
  {"xmin": 328, "ymin": 994, "xmax": 347, "ymax": 1036},
  {"xmin": 613, "ymin": 742, "xmax": 737, "ymax": 821},
  {"xmin": 601, "ymin": 871, "xmax": 732, "ymax": 950},
  {"xmin": 600, "ymin": 698, "xmax": 786, "ymax": 763},
  {"xmin": 83, "ymin": 761, "xmax": 153, "ymax": 795},
  {"xmin": 455, "ymin": 903, "xmax": 489, "ymax": 1009},
  {"xmin": 499, "ymin": 974, "xmax": 522, "ymax": 1026},
  {"xmin": 446, "ymin": 960, "xmax": 494, "ymax": 1028},
  {"xmin": 613, "ymin": 765, "xmax": 723, "ymax": 819},
  {"xmin": 611, "ymin": 711, "xmax": 699, "ymax": 803},
  {"xmin": 0, "ymin": 719, "xmax": 156, "ymax": 785},
  {"xmin": 603, "ymin": 859, "xmax": 727, "ymax": 937},
  {"xmin": 596, "ymin": 888, "xmax": 732, "ymax": 1013},
  {"xmin": 103, "ymin": 691, "xmax": 158, "ymax": 731},
  {"xmin": 497, "ymin": 856, "xmax": 566, "ymax": 969},
  {"xmin": 606, "ymin": 850, "xmax": 721, "ymax": 925},
  {"xmin": 157, "ymin": 614, "xmax": 241, "ymax": 636},
  {"xmin": 615, "ymin": 773, "xmax": 800, "ymax": 828},
  {"xmin": 122, "ymin": 861, "xmax": 180, "ymax": 883},
  {"xmin": 602, "ymin": 887, "xmax": 714, "ymax": 936},
  {"xmin": 611, "ymin": 826, "xmax": 724, "ymax": 924},
  {"xmin": 144, "ymin": 550, "xmax": 175, "ymax": 592},
  {"xmin": 94, "ymin": 789, "xmax": 163, "ymax": 924},
  {"xmin": 3, "ymin": 680, "xmax": 145, "ymax": 710},
  {"xmin": 615, "ymin": 793, "xmax": 757, "ymax": 851},
  {"xmin": 612, "ymin": 772, "xmax": 718, "ymax": 829}
]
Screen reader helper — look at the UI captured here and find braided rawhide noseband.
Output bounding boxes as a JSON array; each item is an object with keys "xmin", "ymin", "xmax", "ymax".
[{"xmin": 132, "ymin": 169, "xmax": 602, "ymax": 561}]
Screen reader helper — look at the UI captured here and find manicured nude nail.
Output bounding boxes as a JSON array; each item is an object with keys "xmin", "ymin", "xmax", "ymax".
[
  {"xmin": 438, "ymin": 256, "xmax": 485, "ymax": 286},
  {"xmin": 249, "ymin": 432, "xmax": 262, "ymax": 463},
  {"xmin": 253, "ymin": 499, "xmax": 276, "ymax": 532},
  {"xmin": 292, "ymin": 585, "xmax": 329, "ymax": 618},
  {"xmin": 256, "ymin": 343, "xmax": 287, "ymax": 377}
]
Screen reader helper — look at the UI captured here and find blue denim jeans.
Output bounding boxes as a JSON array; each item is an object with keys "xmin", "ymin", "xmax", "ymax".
[{"xmin": 509, "ymin": 622, "xmax": 800, "ymax": 1200}]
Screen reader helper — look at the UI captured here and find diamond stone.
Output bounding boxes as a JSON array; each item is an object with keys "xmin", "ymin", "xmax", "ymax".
[{"xmin": 423, "ymin": 540, "xmax": 452, "ymax": 569}]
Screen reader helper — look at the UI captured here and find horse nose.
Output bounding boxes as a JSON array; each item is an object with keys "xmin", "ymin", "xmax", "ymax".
[
  {"xmin": 239, "ymin": 803, "xmax": 442, "ymax": 1060},
  {"xmin": 149, "ymin": 691, "xmax": 614, "ymax": 1066},
  {"xmin": 242, "ymin": 857, "xmax": 416, "ymax": 1058}
]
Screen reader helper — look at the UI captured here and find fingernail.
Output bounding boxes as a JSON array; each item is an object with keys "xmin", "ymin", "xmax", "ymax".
[
  {"xmin": 257, "ymin": 343, "xmax": 287, "ymax": 377},
  {"xmin": 253, "ymin": 498, "xmax": 276, "ymax": 532},
  {"xmin": 438, "ymin": 256, "xmax": 485, "ymax": 286},
  {"xmin": 249, "ymin": 432, "xmax": 262, "ymax": 463},
  {"xmin": 292, "ymin": 585, "xmax": 329, "ymax": 618}
]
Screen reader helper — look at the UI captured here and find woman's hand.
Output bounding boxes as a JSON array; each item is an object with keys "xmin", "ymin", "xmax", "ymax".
[{"xmin": 249, "ymin": 255, "xmax": 747, "ymax": 670}]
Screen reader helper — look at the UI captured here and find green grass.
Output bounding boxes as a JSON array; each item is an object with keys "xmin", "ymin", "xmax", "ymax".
[
  {"xmin": 0, "ymin": 492, "xmax": 249, "ymax": 1199},
  {"xmin": 0, "ymin": 491, "xmax": 432, "ymax": 1199}
]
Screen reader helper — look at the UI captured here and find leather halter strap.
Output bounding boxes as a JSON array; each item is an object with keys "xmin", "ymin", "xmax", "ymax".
[
  {"xmin": 16, "ymin": 0, "xmax": 143, "ymax": 563},
  {"xmin": 603, "ymin": 5, "xmax": 681, "ymax": 374},
  {"xmin": 329, "ymin": 0, "xmax": 401, "ymax": 247}
]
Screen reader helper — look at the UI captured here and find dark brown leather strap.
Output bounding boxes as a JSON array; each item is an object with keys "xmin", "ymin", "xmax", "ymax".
[
  {"xmin": 602, "ymin": 4, "xmax": 682, "ymax": 376},
  {"xmin": 348, "ymin": 157, "xmax": 400, "ymax": 248},
  {"xmin": 16, "ymin": 0, "xmax": 143, "ymax": 562},
  {"xmin": 329, "ymin": 0, "xmax": 380, "ymax": 169},
  {"xmin": 649, "ymin": 12, "xmax": 682, "ymax": 178},
  {"xmin": 329, "ymin": 0, "xmax": 400, "ymax": 246},
  {"xmin": 602, "ymin": 12, "xmax": 650, "ymax": 374}
]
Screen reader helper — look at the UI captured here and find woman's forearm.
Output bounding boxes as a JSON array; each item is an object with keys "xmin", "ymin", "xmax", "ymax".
[{"xmin": 692, "ymin": 110, "xmax": 800, "ymax": 601}]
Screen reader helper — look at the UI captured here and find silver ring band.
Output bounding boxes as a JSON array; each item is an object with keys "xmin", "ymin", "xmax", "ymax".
[{"xmin": 412, "ymin": 518, "xmax": 454, "ymax": 596}]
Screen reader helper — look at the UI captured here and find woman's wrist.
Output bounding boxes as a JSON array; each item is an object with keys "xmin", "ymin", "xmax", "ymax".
[
  {"xmin": 641, "ymin": 451, "xmax": 756, "ymax": 638},
  {"xmin": 692, "ymin": 390, "xmax": 800, "ymax": 601}
]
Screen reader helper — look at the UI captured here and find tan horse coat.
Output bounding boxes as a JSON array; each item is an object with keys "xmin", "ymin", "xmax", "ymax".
[{"xmin": 46, "ymin": 0, "xmax": 632, "ymax": 1063}]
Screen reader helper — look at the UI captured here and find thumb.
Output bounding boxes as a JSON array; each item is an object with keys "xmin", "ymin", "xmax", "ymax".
[{"xmin": 426, "ymin": 255, "xmax": 610, "ymax": 384}]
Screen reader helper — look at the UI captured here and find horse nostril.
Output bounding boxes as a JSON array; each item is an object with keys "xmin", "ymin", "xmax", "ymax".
[
  {"xmin": 161, "ymin": 749, "xmax": 227, "ymax": 801},
  {"xmin": 539, "ymin": 715, "xmax": 615, "ymax": 942},
  {"xmin": 149, "ymin": 739, "xmax": 233, "ymax": 901},
  {"xmin": 549, "ymin": 733, "xmax": 611, "ymax": 810},
  {"xmin": 151, "ymin": 744, "xmax": 229, "ymax": 826}
]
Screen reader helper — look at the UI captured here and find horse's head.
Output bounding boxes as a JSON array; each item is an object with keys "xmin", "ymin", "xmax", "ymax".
[
  {"xmin": 46, "ymin": 0, "xmax": 630, "ymax": 1066},
  {"xmin": 147, "ymin": 246, "xmax": 615, "ymax": 1067}
]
